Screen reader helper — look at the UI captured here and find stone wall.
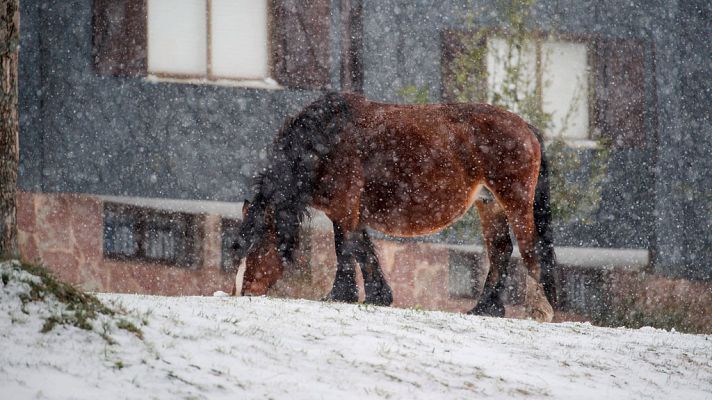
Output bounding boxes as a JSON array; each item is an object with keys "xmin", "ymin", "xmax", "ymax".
[
  {"xmin": 17, "ymin": 191, "xmax": 232, "ymax": 295},
  {"xmin": 16, "ymin": 191, "xmax": 475, "ymax": 313},
  {"xmin": 560, "ymin": 265, "xmax": 712, "ymax": 334},
  {"xmin": 17, "ymin": 191, "xmax": 712, "ymax": 332}
]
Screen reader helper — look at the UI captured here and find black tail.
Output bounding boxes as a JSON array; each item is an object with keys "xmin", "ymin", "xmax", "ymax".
[
  {"xmin": 529, "ymin": 124, "xmax": 558, "ymax": 306},
  {"xmin": 238, "ymin": 92, "xmax": 350, "ymax": 264}
]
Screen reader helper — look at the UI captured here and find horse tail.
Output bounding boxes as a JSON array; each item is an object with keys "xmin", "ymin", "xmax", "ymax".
[
  {"xmin": 258, "ymin": 92, "xmax": 351, "ymax": 264},
  {"xmin": 528, "ymin": 124, "xmax": 558, "ymax": 306}
]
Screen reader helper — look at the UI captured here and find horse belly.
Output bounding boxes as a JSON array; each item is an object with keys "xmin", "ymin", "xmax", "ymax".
[{"xmin": 361, "ymin": 167, "xmax": 481, "ymax": 237}]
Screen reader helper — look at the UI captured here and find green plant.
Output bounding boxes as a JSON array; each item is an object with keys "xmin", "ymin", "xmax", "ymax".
[
  {"xmin": 547, "ymin": 137, "xmax": 611, "ymax": 223},
  {"xmin": 14, "ymin": 262, "xmax": 115, "ymax": 326},
  {"xmin": 397, "ymin": 85, "xmax": 431, "ymax": 104},
  {"xmin": 117, "ymin": 318, "xmax": 144, "ymax": 340},
  {"xmin": 2, "ymin": 260, "xmax": 144, "ymax": 342}
]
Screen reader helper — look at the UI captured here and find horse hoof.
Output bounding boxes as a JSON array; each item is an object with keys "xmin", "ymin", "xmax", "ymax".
[
  {"xmin": 321, "ymin": 289, "xmax": 358, "ymax": 303},
  {"xmin": 364, "ymin": 281, "xmax": 393, "ymax": 307},
  {"xmin": 365, "ymin": 290, "xmax": 393, "ymax": 307},
  {"xmin": 468, "ymin": 300, "xmax": 505, "ymax": 317}
]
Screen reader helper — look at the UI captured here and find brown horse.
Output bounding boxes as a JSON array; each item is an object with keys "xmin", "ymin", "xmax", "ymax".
[{"xmin": 230, "ymin": 92, "xmax": 556, "ymax": 318}]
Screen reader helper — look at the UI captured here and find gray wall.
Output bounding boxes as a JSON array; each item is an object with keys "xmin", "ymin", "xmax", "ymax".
[
  {"xmin": 19, "ymin": 1, "xmax": 323, "ymax": 202},
  {"xmin": 19, "ymin": 1, "xmax": 712, "ymax": 279}
]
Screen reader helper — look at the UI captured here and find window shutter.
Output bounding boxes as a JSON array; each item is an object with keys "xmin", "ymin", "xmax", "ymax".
[
  {"xmin": 92, "ymin": 0, "xmax": 147, "ymax": 77},
  {"xmin": 271, "ymin": 0, "xmax": 331, "ymax": 90},
  {"xmin": 339, "ymin": 0, "xmax": 363, "ymax": 92},
  {"xmin": 440, "ymin": 30, "xmax": 487, "ymax": 103},
  {"xmin": 592, "ymin": 38, "xmax": 646, "ymax": 147}
]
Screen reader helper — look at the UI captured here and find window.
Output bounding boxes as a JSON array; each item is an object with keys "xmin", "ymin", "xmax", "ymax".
[
  {"xmin": 442, "ymin": 32, "xmax": 648, "ymax": 147},
  {"xmin": 486, "ymin": 37, "xmax": 590, "ymax": 140},
  {"xmin": 447, "ymin": 250, "xmax": 484, "ymax": 299},
  {"xmin": 93, "ymin": 0, "xmax": 335, "ymax": 90},
  {"xmin": 146, "ymin": 0, "xmax": 269, "ymax": 80},
  {"xmin": 220, "ymin": 218, "xmax": 242, "ymax": 272},
  {"xmin": 541, "ymin": 41, "xmax": 589, "ymax": 140},
  {"xmin": 103, "ymin": 203, "xmax": 203, "ymax": 268}
]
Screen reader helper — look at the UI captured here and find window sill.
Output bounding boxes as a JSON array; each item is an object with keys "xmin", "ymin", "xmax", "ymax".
[
  {"xmin": 145, "ymin": 74, "xmax": 284, "ymax": 90},
  {"xmin": 544, "ymin": 139, "xmax": 601, "ymax": 149}
]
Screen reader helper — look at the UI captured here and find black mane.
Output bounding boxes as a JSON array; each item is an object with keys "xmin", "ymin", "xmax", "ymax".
[{"xmin": 235, "ymin": 92, "xmax": 351, "ymax": 264}]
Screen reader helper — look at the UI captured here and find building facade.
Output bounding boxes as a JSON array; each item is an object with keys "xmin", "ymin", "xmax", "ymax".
[{"xmin": 19, "ymin": 0, "xmax": 712, "ymax": 291}]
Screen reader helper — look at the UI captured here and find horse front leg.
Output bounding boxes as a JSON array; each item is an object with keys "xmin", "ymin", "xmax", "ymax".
[
  {"xmin": 316, "ymin": 149, "xmax": 365, "ymax": 304},
  {"xmin": 469, "ymin": 197, "xmax": 511, "ymax": 317},
  {"xmin": 354, "ymin": 230, "xmax": 393, "ymax": 306},
  {"xmin": 322, "ymin": 221, "xmax": 360, "ymax": 303}
]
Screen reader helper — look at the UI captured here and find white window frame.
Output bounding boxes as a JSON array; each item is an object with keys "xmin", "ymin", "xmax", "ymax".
[
  {"xmin": 146, "ymin": 0, "xmax": 280, "ymax": 89},
  {"xmin": 486, "ymin": 35, "xmax": 593, "ymax": 146}
]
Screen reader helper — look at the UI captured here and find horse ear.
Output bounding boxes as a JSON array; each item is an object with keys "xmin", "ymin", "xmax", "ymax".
[{"xmin": 242, "ymin": 200, "xmax": 250, "ymax": 218}]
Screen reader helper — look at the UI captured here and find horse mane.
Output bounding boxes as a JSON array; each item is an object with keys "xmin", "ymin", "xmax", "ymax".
[{"xmin": 236, "ymin": 92, "xmax": 351, "ymax": 263}]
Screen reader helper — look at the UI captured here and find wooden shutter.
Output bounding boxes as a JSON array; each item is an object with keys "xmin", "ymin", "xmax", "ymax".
[
  {"xmin": 440, "ymin": 30, "xmax": 487, "ymax": 103},
  {"xmin": 92, "ymin": 0, "xmax": 147, "ymax": 77},
  {"xmin": 271, "ymin": 0, "xmax": 331, "ymax": 90},
  {"xmin": 592, "ymin": 38, "xmax": 646, "ymax": 147}
]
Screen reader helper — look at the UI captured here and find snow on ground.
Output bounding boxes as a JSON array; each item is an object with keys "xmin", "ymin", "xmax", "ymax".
[{"xmin": 2, "ymin": 264, "xmax": 711, "ymax": 399}]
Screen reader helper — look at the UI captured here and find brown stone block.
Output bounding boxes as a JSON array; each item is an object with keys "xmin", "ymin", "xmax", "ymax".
[
  {"xmin": 18, "ymin": 231, "xmax": 41, "ymax": 264},
  {"xmin": 108, "ymin": 261, "xmax": 153, "ymax": 294},
  {"xmin": 34, "ymin": 194, "xmax": 76, "ymax": 253},
  {"xmin": 16, "ymin": 191, "xmax": 37, "ymax": 233},
  {"xmin": 304, "ymin": 228, "xmax": 338, "ymax": 297},
  {"xmin": 266, "ymin": 225, "xmax": 336, "ymax": 300},
  {"xmin": 195, "ymin": 269, "xmax": 234, "ymax": 296},
  {"xmin": 373, "ymin": 241, "xmax": 475, "ymax": 313},
  {"xmin": 76, "ymin": 262, "xmax": 106, "ymax": 292},
  {"xmin": 67, "ymin": 194, "xmax": 103, "ymax": 262},
  {"xmin": 41, "ymin": 250, "xmax": 81, "ymax": 286},
  {"xmin": 42, "ymin": 249, "xmax": 80, "ymax": 269},
  {"xmin": 376, "ymin": 241, "xmax": 414, "ymax": 290},
  {"xmin": 201, "ymin": 214, "xmax": 223, "ymax": 270}
]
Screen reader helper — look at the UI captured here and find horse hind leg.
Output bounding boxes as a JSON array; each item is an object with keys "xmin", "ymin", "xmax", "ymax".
[
  {"xmin": 498, "ymin": 189, "xmax": 554, "ymax": 322},
  {"xmin": 354, "ymin": 230, "xmax": 393, "ymax": 306},
  {"xmin": 468, "ymin": 196, "xmax": 511, "ymax": 317}
]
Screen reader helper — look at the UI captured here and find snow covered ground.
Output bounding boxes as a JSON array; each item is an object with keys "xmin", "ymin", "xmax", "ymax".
[{"xmin": 2, "ymin": 262, "xmax": 711, "ymax": 399}]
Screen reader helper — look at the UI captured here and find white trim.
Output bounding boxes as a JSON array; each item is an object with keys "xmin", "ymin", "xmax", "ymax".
[
  {"xmin": 97, "ymin": 195, "xmax": 336, "ymax": 229},
  {"xmin": 145, "ymin": 74, "xmax": 283, "ymax": 90},
  {"xmin": 439, "ymin": 243, "xmax": 648, "ymax": 271},
  {"xmin": 98, "ymin": 195, "xmax": 245, "ymax": 219},
  {"xmin": 544, "ymin": 139, "xmax": 602, "ymax": 149}
]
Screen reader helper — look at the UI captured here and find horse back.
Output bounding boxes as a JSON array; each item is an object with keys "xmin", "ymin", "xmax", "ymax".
[
  {"xmin": 311, "ymin": 95, "xmax": 541, "ymax": 236},
  {"xmin": 343, "ymin": 96, "xmax": 540, "ymax": 182}
]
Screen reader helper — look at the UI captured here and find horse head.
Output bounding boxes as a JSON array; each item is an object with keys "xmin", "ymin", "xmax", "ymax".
[{"xmin": 232, "ymin": 200, "xmax": 285, "ymax": 297}]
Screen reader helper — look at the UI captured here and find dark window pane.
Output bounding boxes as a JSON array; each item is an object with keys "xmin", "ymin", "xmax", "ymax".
[
  {"xmin": 103, "ymin": 205, "xmax": 139, "ymax": 257},
  {"xmin": 103, "ymin": 202, "xmax": 201, "ymax": 268}
]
